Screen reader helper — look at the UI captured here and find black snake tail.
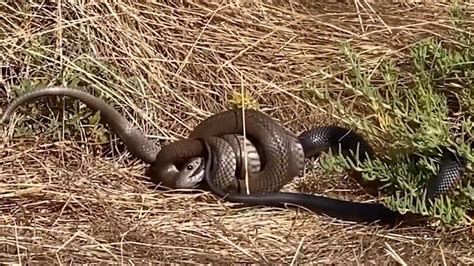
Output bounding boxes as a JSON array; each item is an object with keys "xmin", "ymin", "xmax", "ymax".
[{"xmin": 299, "ymin": 126, "xmax": 467, "ymax": 202}]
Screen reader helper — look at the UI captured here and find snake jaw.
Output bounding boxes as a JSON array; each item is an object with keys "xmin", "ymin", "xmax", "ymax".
[
  {"xmin": 151, "ymin": 157, "xmax": 206, "ymax": 189},
  {"xmin": 175, "ymin": 157, "xmax": 206, "ymax": 188}
]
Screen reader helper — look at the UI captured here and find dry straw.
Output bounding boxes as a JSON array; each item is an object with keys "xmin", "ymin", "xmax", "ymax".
[{"xmin": 0, "ymin": 1, "xmax": 473, "ymax": 264}]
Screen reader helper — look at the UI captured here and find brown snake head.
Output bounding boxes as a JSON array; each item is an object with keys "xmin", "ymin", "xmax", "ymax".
[
  {"xmin": 150, "ymin": 133, "xmax": 263, "ymax": 190},
  {"xmin": 150, "ymin": 138, "xmax": 207, "ymax": 188},
  {"xmin": 156, "ymin": 156, "xmax": 205, "ymax": 189}
]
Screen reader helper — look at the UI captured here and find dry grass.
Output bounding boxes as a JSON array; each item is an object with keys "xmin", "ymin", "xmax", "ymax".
[{"xmin": 1, "ymin": 0, "xmax": 473, "ymax": 264}]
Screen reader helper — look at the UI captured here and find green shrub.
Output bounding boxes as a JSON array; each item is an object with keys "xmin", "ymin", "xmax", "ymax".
[{"xmin": 304, "ymin": 4, "xmax": 473, "ymax": 226}]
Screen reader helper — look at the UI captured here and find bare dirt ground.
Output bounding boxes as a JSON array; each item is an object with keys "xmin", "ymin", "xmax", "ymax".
[{"xmin": 0, "ymin": 1, "xmax": 473, "ymax": 264}]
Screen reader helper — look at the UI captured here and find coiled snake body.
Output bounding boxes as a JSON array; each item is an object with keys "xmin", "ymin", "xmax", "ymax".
[
  {"xmin": 1, "ymin": 86, "xmax": 467, "ymax": 224},
  {"xmin": 151, "ymin": 108, "xmax": 305, "ymax": 194}
]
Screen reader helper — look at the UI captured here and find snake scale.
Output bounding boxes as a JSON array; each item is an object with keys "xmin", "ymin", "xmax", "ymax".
[{"xmin": 1, "ymin": 86, "xmax": 467, "ymax": 224}]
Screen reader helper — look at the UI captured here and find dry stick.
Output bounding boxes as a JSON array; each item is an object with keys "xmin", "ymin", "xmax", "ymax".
[{"xmin": 240, "ymin": 73, "xmax": 250, "ymax": 195}]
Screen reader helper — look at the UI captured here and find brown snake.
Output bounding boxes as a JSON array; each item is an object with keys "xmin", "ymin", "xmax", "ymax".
[{"xmin": 0, "ymin": 86, "xmax": 303, "ymax": 194}]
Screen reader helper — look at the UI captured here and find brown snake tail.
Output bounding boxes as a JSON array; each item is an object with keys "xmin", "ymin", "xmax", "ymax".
[{"xmin": 0, "ymin": 86, "xmax": 160, "ymax": 164}]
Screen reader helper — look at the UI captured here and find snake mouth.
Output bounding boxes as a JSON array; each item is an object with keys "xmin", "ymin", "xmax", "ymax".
[
  {"xmin": 180, "ymin": 158, "xmax": 206, "ymax": 189},
  {"xmin": 191, "ymin": 160, "xmax": 206, "ymax": 187},
  {"xmin": 191, "ymin": 171, "xmax": 205, "ymax": 188}
]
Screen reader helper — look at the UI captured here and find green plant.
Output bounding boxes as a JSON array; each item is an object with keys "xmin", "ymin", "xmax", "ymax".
[{"xmin": 304, "ymin": 5, "xmax": 473, "ymax": 226}]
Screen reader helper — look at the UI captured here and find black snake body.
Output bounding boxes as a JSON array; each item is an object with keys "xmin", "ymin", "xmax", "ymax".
[{"xmin": 198, "ymin": 122, "xmax": 467, "ymax": 224}]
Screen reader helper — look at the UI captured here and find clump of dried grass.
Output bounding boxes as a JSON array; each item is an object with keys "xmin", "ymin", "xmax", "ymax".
[{"xmin": 0, "ymin": 1, "xmax": 473, "ymax": 264}]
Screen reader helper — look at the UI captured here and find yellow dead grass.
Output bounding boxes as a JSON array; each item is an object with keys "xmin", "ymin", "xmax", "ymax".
[{"xmin": 0, "ymin": 1, "xmax": 473, "ymax": 264}]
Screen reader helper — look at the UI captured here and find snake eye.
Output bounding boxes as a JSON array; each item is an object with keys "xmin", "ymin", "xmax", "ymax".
[{"xmin": 186, "ymin": 164, "xmax": 194, "ymax": 171}]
